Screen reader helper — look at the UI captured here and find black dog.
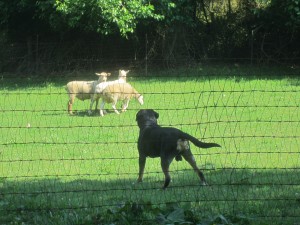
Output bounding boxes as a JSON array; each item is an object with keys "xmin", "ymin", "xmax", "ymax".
[{"xmin": 136, "ymin": 109, "xmax": 221, "ymax": 189}]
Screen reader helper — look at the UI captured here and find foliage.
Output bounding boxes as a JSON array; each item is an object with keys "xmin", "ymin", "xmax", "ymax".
[
  {"xmin": 153, "ymin": 0, "xmax": 196, "ymax": 28},
  {"xmin": 253, "ymin": 0, "xmax": 300, "ymax": 29},
  {"xmin": 85, "ymin": 201, "xmax": 255, "ymax": 225},
  {"xmin": 54, "ymin": 0, "xmax": 163, "ymax": 36},
  {"xmin": 0, "ymin": 0, "xmax": 163, "ymax": 37},
  {"xmin": 0, "ymin": 0, "xmax": 299, "ymax": 72},
  {"xmin": 285, "ymin": 0, "xmax": 300, "ymax": 27},
  {"xmin": 248, "ymin": 0, "xmax": 300, "ymax": 60},
  {"xmin": 0, "ymin": 0, "xmax": 48, "ymax": 37}
]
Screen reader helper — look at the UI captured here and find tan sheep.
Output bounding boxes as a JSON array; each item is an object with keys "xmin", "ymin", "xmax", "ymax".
[
  {"xmin": 99, "ymin": 83, "xmax": 144, "ymax": 117},
  {"xmin": 89, "ymin": 69, "xmax": 129, "ymax": 115},
  {"xmin": 65, "ymin": 72, "xmax": 111, "ymax": 114}
]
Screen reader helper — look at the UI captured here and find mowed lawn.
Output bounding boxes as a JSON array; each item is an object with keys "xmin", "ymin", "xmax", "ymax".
[{"xmin": 0, "ymin": 70, "xmax": 299, "ymax": 224}]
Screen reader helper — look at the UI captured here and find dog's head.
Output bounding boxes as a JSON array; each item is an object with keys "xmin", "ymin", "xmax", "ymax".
[{"xmin": 136, "ymin": 109, "xmax": 159, "ymax": 129}]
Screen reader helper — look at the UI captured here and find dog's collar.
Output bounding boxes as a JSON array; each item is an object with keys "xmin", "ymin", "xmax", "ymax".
[
  {"xmin": 139, "ymin": 124, "xmax": 159, "ymax": 136},
  {"xmin": 139, "ymin": 122, "xmax": 159, "ymax": 129}
]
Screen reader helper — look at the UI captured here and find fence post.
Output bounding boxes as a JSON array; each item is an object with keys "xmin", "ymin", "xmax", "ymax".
[
  {"xmin": 35, "ymin": 34, "xmax": 39, "ymax": 74},
  {"xmin": 251, "ymin": 29, "xmax": 253, "ymax": 65},
  {"xmin": 145, "ymin": 33, "xmax": 148, "ymax": 76}
]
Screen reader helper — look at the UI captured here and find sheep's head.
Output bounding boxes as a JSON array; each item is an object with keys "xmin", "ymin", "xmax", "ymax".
[
  {"xmin": 95, "ymin": 72, "xmax": 111, "ymax": 82},
  {"xmin": 137, "ymin": 95, "xmax": 144, "ymax": 105},
  {"xmin": 119, "ymin": 70, "xmax": 129, "ymax": 78}
]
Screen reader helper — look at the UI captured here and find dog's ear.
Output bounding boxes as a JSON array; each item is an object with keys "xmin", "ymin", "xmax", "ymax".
[
  {"xmin": 153, "ymin": 110, "xmax": 159, "ymax": 119},
  {"xmin": 136, "ymin": 110, "xmax": 142, "ymax": 121}
]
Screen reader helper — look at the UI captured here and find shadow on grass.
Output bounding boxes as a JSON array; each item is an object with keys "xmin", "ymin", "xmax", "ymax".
[
  {"xmin": 1, "ymin": 168, "xmax": 300, "ymax": 224},
  {"xmin": 1, "ymin": 64, "xmax": 299, "ymax": 90},
  {"xmin": 63, "ymin": 109, "xmax": 118, "ymax": 117}
]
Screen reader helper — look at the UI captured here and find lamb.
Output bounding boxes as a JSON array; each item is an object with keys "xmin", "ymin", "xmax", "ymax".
[
  {"xmin": 65, "ymin": 72, "xmax": 111, "ymax": 114},
  {"xmin": 99, "ymin": 83, "xmax": 144, "ymax": 117},
  {"xmin": 88, "ymin": 69, "xmax": 129, "ymax": 114}
]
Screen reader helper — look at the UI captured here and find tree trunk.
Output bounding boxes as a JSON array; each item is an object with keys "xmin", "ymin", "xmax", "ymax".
[{"xmin": 26, "ymin": 36, "xmax": 33, "ymax": 72}]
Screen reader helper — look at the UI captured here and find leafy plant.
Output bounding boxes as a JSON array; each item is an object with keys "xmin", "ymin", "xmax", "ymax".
[
  {"xmin": 55, "ymin": 0, "xmax": 163, "ymax": 36},
  {"xmin": 81, "ymin": 201, "xmax": 256, "ymax": 225}
]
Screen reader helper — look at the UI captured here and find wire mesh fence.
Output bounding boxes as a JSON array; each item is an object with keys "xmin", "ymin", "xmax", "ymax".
[{"xmin": 0, "ymin": 68, "xmax": 299, "ymax": 224}]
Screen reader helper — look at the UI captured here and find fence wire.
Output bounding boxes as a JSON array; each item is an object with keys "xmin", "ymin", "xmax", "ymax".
[{"xmin": 0, "ymin": 73, "xmax": 299, "ymax": 224}]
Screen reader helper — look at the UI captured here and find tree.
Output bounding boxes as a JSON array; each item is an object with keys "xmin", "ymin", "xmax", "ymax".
[
  {"xmin": 0, "ymin": 0, "xmax": 163, "ymax": 72},
  {"xmin": 252, "ymin": 0, "xmax": 300, "ymax": 60},
  {"xmin": 54, "ymin": 0, "xmax": 162, "ymax": 36},
  {"xmin": 0, "ymin": 0, "xmax": 163, "ymax": 38}
]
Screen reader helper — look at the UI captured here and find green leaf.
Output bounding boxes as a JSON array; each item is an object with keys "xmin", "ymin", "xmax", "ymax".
[{"xmin": 167, "ymin": 208, "xmax": 185, "ymax": 223}]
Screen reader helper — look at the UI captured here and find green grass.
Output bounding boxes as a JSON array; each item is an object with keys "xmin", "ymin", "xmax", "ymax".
[{"xmin": 0, "ymin": 66, "xmax": 299, "ymax": 224}]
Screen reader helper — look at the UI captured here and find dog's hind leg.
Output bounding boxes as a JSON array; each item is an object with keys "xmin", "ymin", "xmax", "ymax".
[
  {"xmin": 182, "ymin": 149, "xmax": 208, "ymax": 186},
  {"xmin": 161, "ymin": 157, "xmax": 173, "ymax": 189},
  {"xmin": 137, "ymin": 156, "xmax": 146, "ymax": 182}
]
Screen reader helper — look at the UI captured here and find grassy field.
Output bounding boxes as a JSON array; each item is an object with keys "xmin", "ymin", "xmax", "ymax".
[{"xmin": 0, "ymin": 65, "xmax": 299, "ymax": 224}]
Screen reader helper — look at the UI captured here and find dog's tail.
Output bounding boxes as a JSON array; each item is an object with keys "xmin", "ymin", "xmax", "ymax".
[{"xmin": 181, "ymin": 132, "xmax": 221, "ymax": 148}]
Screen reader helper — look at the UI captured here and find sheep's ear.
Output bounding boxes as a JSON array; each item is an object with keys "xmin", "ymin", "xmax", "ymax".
[
  {"xmin": 107, "ymin": 73, "xmax": 111, "ymax": 76},
  {"xmin": 126, "ymin": 70, "xmax": 130, "ymax": 74},
  {"xmin": 95, "ymin": 72, "xmax": 108, "ymax": 76}
]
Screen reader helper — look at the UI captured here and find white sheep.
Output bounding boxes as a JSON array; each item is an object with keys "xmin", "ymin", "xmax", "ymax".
[
  {"xmin": 99, "ymin": 82, "xmax": 144, "ymax": 117},
  {"xmin": 88, "ymin": 69, "xmax": 129, "ymax": 114},
  {"xmin": 65, "ymin": 72, "xmax": 111, "ymax": 114}
]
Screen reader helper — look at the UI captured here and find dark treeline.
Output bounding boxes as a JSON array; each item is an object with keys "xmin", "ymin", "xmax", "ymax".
[{"xmin": 0, "ymin": 0, "xmax": 299, "ymax": 73}]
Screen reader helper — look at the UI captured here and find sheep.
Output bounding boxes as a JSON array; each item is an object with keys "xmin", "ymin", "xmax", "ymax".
[
  {"xmin": 65, "ymin": 72, "xmax": 111, "ymax": 114},
  {"xmin": 88, "ymin": 69, "xmax": 130, "ymax": 115},
  {"xmin": 99, "ymin": 83, "xmax": 143, "ymax": 116},
  {"xmin": 99, "ymin": 82, "xmax": 144, "ymax": 117},
  {"xmin": 118, "ymin": 69, "xmax": 129, "ymax": 81}
]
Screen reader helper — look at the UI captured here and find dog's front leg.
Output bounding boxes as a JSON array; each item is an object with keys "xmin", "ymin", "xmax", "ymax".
[{"xmin": 137, "ymin": 156, "xmax": 146, "ymax": 182}]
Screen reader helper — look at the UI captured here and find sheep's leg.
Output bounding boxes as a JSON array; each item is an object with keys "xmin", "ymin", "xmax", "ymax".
[
  {"xmin": 121, "ymin": 99, "xmax": 130, "ymax": 112},
  {"xmin": 68, "ymin": 101, "xmax": 73, "ymax": 114},
  {"xmin": 68, "ymin": 96, "xmax": 74, "ymax": 115},
  {"xmin": 99, "ymin": 100, "xmax": 106, "ymax": 117},
  {"xmin": 112, "ymin": 101, "xmax": 120, "ymax": 114},
  {"xmin": 88, "ymin": 98, "xmax": 95, "ymax": 115},
  {"xmin": 95, "ymin": 99, "xmax": 99, "ymax": 111},
  {"xmin": 89, "ymin": 94, "xmax": 100, "ymax": 115}
]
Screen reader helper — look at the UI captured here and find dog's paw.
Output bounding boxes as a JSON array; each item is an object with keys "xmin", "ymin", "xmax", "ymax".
[{"xmin": 200, "ymin": 181, "xmax": 208, "ymax": 186}]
